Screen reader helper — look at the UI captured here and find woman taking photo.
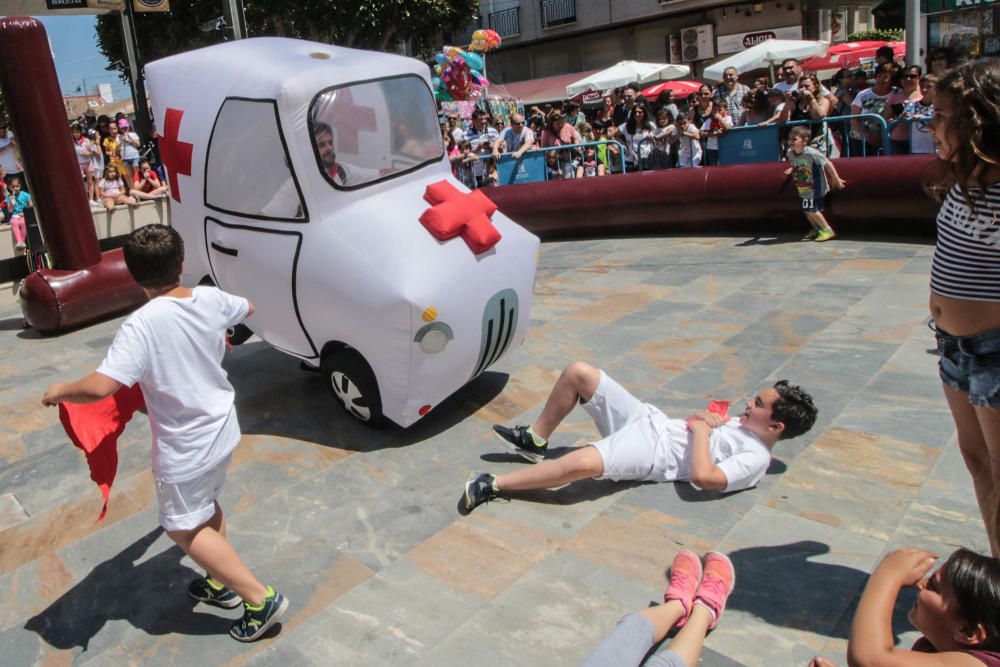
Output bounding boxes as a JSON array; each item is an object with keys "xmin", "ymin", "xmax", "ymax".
[{"xmin": 925, "ymin": 59, "xmax": 1000, "ymax": 557}]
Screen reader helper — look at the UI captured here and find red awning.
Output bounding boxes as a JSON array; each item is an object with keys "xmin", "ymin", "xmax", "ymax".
[
  {"xmin": 488, "ymin": 69, "xmax": 602, "ymax": 105},
  {"xmin": 801, "ymin": 41, "xmax": 905, "ymax": 72}
]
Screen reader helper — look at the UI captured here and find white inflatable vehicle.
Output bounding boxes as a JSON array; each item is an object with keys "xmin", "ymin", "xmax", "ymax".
[{"xmin": 145, "ymin": 38, "xmax": 539, "ymax": 427}]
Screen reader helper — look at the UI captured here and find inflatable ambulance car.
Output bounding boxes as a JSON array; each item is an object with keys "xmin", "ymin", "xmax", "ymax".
[{"xmin": 144, "ymin": 38, "xmax": 539, "ymax": 427}]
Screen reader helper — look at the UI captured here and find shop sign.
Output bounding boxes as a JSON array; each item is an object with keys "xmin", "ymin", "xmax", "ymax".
[{"xmin": 716, "ymin": 26, "xmax": 803, "ymax": 54}]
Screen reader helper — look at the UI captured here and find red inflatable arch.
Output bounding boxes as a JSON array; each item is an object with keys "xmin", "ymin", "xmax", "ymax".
[{"xmin": 0, "ymin": 17, "xmax": 145, "ymax": 334}]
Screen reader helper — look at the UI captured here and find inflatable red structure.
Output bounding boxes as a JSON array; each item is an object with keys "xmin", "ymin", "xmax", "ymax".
[
  {"xmin": 0, "ymin": 17, "xmax": 145, "ymax": 334},
  {"xmin": 486, "ymin": 155, "xmax": 936, "ymax": 239}
]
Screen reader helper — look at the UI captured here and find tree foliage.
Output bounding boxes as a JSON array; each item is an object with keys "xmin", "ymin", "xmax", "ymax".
[
  {"xmin": 96, "ymin": 0, "xmax": 479, "ymax": 86},
  {"xmin": 847, "ymin": 28, "xmax": 904, "ymax": 42}
]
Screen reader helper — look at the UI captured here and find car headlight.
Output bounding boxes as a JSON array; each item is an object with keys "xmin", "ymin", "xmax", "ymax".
[{"xmin": 414, "ymin": 322, "xmax": 454, "ymax": 353}]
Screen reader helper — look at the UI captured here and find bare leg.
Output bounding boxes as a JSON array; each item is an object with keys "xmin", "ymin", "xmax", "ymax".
[
  {"xmin": 805, "ymin": 211, "xmax": 833, "ymax": 232},
  {"xmin": 974, "ymin": 403, "xmax": 1000, "ymax": 556},
  {"xmin": 495, "ymin": 444, "xmax": 604, "ymax": 491},
  {"xmin": 639, "ymin": 599, "xmax": 687, "ymax": 641},
  {"xmin": 943, "ymin": 383, "xmax": 997, "ymax": 555},
  {"xmin": 168, "ymin": 504, "xmax": 267, "ymax": 606},
  {"xmin": 532, "ymin": 361, "xmax": 602, "ymax": 439},
  {"xmin": 664, "ymin": 604, "xmax": 714, "ymax": 666}
]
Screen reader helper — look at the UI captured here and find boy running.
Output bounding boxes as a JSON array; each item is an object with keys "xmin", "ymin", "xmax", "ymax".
[
  {"xmin": 784, "ymin": 125, "xmax": 846, "ymax": 242},
  {"xmin": 464, "ymin": 361, "xmax": 817, "ymax": 511},
  {"xmin": 42, "ymin": 225, "xmax": 288, "ymax": 642}
]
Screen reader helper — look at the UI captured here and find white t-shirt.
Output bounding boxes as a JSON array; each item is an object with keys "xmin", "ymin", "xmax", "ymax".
[
  {"xmin": 97, "ymin": 286, "xmax": 250, "ymax": 483},
  {"xmin": 851, "ymin": 87, "xmax": 895, "ymax": 138},
  {"xmin": 674, "ymin": 123, "xmax": 703, "ymax": 167},
  {"xmin": 0, "ymin": 134, "xmax": 19, "ymax": 173},
  {"xmin": 656, "ymin": 416, "xmax": 772, "ymax": 492}
]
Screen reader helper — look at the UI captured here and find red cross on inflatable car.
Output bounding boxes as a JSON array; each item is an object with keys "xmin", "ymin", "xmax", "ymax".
[
  {"xmin": 419, "ymin": 180, "xmax": 501, "ymax": 254},
  {"xmin": 159, "ymin": 108, "xmax": 193, "ymax": 203},
  {"xmin": 329, "ymin": 88, "xmax": 376, "ymax": 154}
]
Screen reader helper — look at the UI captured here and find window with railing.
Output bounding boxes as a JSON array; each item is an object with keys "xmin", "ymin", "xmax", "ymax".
[
  {"xmin": 540, "ymin": 0, "xmax": 576, "ymax": 29},
  {"xmin": 489, "ymin": 6, "xmax": 520, "ymax": 37}
]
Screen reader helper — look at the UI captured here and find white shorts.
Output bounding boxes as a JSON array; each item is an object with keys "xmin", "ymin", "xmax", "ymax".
[
  {"xmin": 156, "ymin": 454, "xmax": 231, "ymax": 531},
  {"xmin": 584, "ymin": 371, "xmax": 672, "ymax": 483}
]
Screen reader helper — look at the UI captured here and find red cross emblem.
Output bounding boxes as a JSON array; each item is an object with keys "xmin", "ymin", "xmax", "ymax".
[
  {"xmin": 419, "ymin": 181, "xmax": 501, "ymax": 254},
  {"xmin": 329, "ymin": 88, "xmax": 376, "ymax": 155},
  {"xmin": 159, "ymin": 108, "xmax": 193, "ymax": 203}
]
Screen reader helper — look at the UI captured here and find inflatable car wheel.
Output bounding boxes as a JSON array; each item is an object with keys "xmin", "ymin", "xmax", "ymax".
[
  {"xmin": 226, "ymin": 323, "xmax": 254, "ymax": 346},
  {"xmin": 321, "ymin": 347, "xmax": 384, "ymax": 425}
]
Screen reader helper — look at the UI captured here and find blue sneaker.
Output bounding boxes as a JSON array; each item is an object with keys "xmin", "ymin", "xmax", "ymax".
[
  {"xmin": 230, "ymin": 586, "xmax": 289, "ymax": 642},
  {"xmin": 187, "ymin": 577, "xmax": 242, "ymax": 609},
  {"xmin": 493, "ymin": 424, "xmax": 547, "ymax": 463}
]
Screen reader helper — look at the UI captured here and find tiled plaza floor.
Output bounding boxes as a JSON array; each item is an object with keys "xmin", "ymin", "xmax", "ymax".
[{"xmin": 0, "ymin": 232, "xmax": 985, "ymax": 666}]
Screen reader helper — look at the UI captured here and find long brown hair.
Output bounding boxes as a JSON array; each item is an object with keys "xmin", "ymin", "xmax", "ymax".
[{"xmin": 923, "ymin": 59, "xmax": 1000, "ymax": 211}]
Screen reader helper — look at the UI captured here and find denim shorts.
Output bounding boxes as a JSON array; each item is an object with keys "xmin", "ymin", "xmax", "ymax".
[{"xmin": 935, "ymin": 325, "xmax": 1000, "ymax": 408}]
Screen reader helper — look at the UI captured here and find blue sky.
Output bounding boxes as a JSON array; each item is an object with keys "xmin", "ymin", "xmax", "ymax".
[{"xmin": 36, "ymin": 14, "xmax": 131, "ymax": 101}]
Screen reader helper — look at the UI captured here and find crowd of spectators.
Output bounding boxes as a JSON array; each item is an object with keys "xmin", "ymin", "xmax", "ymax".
[{"xmin": 442, "ymin": 44, "xmax": 958, "ymax": 185}]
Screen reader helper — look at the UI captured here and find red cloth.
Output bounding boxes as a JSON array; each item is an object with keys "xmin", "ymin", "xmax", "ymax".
[
  {"xmin": 686, "ymin": 399, "xmax": 731, "ymax": 431},
  {"xmin": 58, "ymin": 384, "xmax": 145, "ymax": 521}
]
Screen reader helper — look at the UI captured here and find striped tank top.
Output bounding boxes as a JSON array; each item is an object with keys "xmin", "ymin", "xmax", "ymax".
[{"xmin": 930, "ymin": 182, "xmax": 1000, "ymax": 302}]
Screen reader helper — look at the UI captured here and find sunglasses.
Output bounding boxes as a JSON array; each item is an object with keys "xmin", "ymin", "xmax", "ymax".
[
  {"xmin": 903, "ymin": 73, "xmax": 919, "ymax": 79},
  {"xmin": 511, "ymin": 121, "xmax": 523, "ymax": 125}
]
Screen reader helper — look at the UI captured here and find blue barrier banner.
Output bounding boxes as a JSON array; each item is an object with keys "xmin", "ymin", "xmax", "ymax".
[
  {"xmin": 497, "ymin": 153, "xmax": 547, "ymax": 185},
  {"xmin": 718, "ymin": 126, "xmax": 781, "ymax": 165}
]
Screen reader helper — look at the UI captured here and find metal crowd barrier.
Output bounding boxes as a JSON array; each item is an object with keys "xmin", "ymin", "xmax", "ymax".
[
  {"xmin": 716, "ymin": 113, "xmax": 891, "ymax": 165},
  {"xmin": 493, "ymin": 140, "xmax": 627, "ymax": 185}
]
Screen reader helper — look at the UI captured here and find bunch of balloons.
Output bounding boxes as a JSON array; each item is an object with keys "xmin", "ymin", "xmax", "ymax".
[{"xmin": 432, "ymin": 29, "xmax": 502, "ymax": 102}]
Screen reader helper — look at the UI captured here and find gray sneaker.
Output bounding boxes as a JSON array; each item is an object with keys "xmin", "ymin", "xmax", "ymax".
[
  {"xmin": 492, "ymin": 424, "xmax": 547, "ymax": 463},
  {"xmin": 464, "ymin": 471, "xmax": 502, "ymax": 511}
]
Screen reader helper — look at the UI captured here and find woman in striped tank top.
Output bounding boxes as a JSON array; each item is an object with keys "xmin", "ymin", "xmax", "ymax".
[{"xmin": 925, "ymin": 60, "xmax": 1000, "ymax": 557}]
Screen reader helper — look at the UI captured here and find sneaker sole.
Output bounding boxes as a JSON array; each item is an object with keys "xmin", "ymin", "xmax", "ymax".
[
  {"xmin": 230, "ymin": 595, "xmax": 290, "ymax": 642},
  {"xmin": 493, "ymin": 430, "xmax": 544, "ymax": 463},
  {"xmin": 188, "ymin": 591, "xmax": 243, "ymax": 609}
]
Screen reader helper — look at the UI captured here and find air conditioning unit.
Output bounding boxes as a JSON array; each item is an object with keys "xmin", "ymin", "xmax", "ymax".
[{"xmin": 680, "ymin": 24, "xmax": 715, "ymax": 62}]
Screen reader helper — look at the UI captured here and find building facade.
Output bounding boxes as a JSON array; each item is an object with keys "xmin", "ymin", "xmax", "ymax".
[{"xmin": 463, "ymin": 0, "xmax": 879, "ymax": 84}]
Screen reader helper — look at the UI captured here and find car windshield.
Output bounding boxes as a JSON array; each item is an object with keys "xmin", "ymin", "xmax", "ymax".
[{"xmin": 309, "ymin": 75, "xmax": 443, "ymax": 189}]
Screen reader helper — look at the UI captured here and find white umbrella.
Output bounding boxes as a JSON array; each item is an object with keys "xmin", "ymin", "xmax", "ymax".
[
  {"xmin": 565, "ymin": 61, "xmax": 690, "ymax": 97},
  {"xmin": 703, "ymin": 40, "xmax": 829, "ymax": 81}
]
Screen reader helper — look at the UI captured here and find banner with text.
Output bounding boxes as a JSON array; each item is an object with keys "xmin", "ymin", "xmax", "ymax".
[{"xmin": 716, "ymin": 26, "xmax": 803, "ymax": 55}]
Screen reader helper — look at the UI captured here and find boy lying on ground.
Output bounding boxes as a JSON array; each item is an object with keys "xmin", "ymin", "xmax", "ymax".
[{"xmin": 463, "ymin": 361, "xmax": 817, "ymax": 511}]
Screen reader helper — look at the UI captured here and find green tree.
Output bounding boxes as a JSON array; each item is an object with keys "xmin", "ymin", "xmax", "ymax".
[{"xmin": 96, "ymin": 0, "xmax": 478, "ymax": 86}]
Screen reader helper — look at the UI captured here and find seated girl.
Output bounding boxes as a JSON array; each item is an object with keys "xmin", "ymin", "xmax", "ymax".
[
  {"xmin": 97, "ymin": 165, "xmax": 136, "ymax": 210},
  {"xmin": 131, "ymin": 159, "xmax": 169, "ymax": 200},
  {"xmin": 810, "ymin": 547, "xmax": 1000, "ymax": 667}
]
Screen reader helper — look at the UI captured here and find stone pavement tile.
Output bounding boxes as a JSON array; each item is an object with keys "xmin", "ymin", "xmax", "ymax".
[
  {"xmin": 609, "ymin": 479, "xmax": 759, "ymax": 545},
  {"xmin": 881, "ymin": 327, "xmax": 939, "ymax": 380},
  {"xmin": 241, "ymin": 642, "xmax": 318, "ymax": 667},
  {"xmin": 469, "ymin": 363, "xmax": 561, "ymax": 426},
  {"xmin": 774, "ymin": 339, "xmax": 900, "ymax": 394},
  {"xmin": 0, "ymin": 469, "xmax": 150, "ymax": 577},
  {"xmin": 0, "ymin": 491, "xmax": 29, "ymax": 532},
  {"xmin": 760, "ymin": 427, "xmax": 938, "ymax": 541},
  {"xmin": 884, "ymin": 439, "xmax": 989, "ymax": 555},
  {"xmin": 708, "ymin": 506, "xmax": 886, "ymax": 666},
  {"xmin": 721, "ymin": 310, "xmax": 839, "ymax": 355},
  {"xmin": 90, "ymin": 549, "xmax": 374, "ymax": 667},
  {"xmin": 665, "ymin": 345, "xmax": 795, "ymax": 400},
  {"xmin": 898, "ymin": 250, "xmax": 934, "ymax": 275},
  {"xmin": 287, "ymin": 557, "xmax": 485, "ymax": 666},
  {"xmin": 416, "ymin": 551, "xmax": 656, "ymax": 667},
  {"xmin": 0, "ymin": 551, "xmax": 75, "ymax": 634},
  {"xmin": 562, "ymin": 512, "xmax": 716, "ymax": 591},
  {"xmin": 408, "ymin": 513, "xmax": 562, "ymax": 599},
  {"xmin": 831, "ymin": 391, "xmax": 956, "ymax": 450},
  {"xmin": 561, "ymin": 285, "xmax": 673, "ymax": 325}
]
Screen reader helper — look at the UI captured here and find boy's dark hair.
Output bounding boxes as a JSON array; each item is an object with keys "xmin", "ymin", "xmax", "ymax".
[
  {"xmin": 123, "ymin": 224, "xmax": 184, "ymax": 289},
  {"xmin": 943, "ymin": 548, "xmax": 1000, "ymax": 650},
  {"xmin": 771, "ymin": 380, "xmax": 817, "ymax": 440},
  {"xmin": 875, "ymin": 45, "xmax": 895, "ymax": 62},
  {"xmin": 788, "ymin": 126, "xmax": 812, "ymax": 142}
]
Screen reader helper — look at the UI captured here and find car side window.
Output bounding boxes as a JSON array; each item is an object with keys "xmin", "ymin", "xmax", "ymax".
[
  {"xmin": 205, "ymin": 98, "xmax": 306, "ymax": 221},
  {"xmin": 310, "ymin": 75, "xmax": 443, "ymax": 190}
]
